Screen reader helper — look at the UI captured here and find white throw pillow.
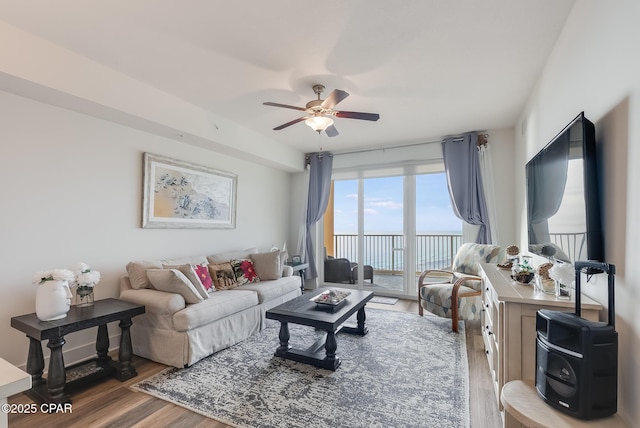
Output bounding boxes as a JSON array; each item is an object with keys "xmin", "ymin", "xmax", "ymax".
[
  {"xmin": 162, "ymin": 264, "xmax": 210, "ymax": 300},
  {"xmin": 146, "ymin": 269, "xmax": 204, "ymax": 304}
]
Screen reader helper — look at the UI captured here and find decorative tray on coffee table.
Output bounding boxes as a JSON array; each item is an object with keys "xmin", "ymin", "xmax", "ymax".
[{"xmin": 311, "ymin": 289, "xmax": 351, "ymax": 312}]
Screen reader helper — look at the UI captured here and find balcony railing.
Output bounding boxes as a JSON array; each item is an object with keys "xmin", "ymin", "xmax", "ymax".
[
  {"xmin": 548, "ymin": 232, "xmax": 587, "ymax": 262},
  {"xmin": 333, "ymin": 234, "xmax": 463, "ymax": 275}
]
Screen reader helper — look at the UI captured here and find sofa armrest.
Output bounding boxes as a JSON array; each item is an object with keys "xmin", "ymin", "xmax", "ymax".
[
  {"xmin": 282, "ymin": 265, "xmax": 294, "ymax": 277},
  {"xmin": 120, "ymin": 284, "xmax": 186, "ymax": 315}
]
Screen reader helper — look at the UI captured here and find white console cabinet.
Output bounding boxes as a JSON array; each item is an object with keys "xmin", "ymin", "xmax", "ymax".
[{"xmin": 479, "ymin": 263, "xmax": 602, "ymax": 428}]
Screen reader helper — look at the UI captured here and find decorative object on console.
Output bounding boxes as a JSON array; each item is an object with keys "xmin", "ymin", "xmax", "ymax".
[
  {"xmin": 32, "ymin": 268, "xmax": 75, "ymax": 321},
  {"xmin": 142, "ymin": 153, "xmax": 237, "ymax": 229},
  {"xmin": 535, "ymin": 262, "xmax": 556, "ymax": 294},
  {"xmin": 72, "ymin": 262, "xmax": 101, "ymax": 307},
  {"xmin": 549, "ymin": 261, "xmax": 574, "ymax": 298},
  {"xmin": 512, "ymin": 258, "xmax": 534, "ymax": 284},
  {"xmin": 506, "ymin": 245, "xmax": 520, "ymax": 264}
]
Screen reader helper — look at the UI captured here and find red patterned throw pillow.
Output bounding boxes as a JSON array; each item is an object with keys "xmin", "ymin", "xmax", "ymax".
[
  {"xmin": 231, "ymin": 259, "xmax": 260, "ymax": 285},
  {"xmin": 194, "ymin": 264, "xmax": 214, "ymax": 292}
]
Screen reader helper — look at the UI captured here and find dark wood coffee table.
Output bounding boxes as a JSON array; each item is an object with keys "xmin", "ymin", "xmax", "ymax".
[
  {"xmin": 265, "ymin": 288, "xmax": 373, "ymax": 370},
  {"xmin": 10, "ymin": 298, "xmax": 145, "ymax": 405}
]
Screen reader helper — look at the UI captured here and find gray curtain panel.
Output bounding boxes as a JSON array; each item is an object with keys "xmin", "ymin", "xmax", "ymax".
[
  {"xmin": 442, "ymin": 132, "xmax": 492, "ymax": 244},
  {"xmin": 305, "ymin": 153, "xmax": 333, "ymax": 278}
]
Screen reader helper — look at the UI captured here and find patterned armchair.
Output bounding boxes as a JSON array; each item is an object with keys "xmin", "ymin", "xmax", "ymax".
[{"xmin": 418, "ymin": 243, "xmax": 501, "ymax": 332}]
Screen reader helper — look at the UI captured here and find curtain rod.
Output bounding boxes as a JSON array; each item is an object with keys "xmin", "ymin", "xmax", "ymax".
[{"xmin": 332, "ymin": 133, "xmax": 489, "ymax": 157}]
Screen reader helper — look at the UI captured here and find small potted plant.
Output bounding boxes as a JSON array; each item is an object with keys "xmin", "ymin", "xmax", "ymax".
[{"xmin": 512, "ymin": 258, "xmax": 534, "ymax": 284}]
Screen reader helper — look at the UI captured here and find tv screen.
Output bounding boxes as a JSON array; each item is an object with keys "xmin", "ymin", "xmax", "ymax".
[{"xmin": 526, "ymin": 112, "xmax": 603, "ymax": 263}]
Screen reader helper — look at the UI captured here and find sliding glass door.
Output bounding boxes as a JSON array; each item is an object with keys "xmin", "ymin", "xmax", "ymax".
[{"xmin": 324, "ymin": 165, "xmax": 462, "ymax": 299}]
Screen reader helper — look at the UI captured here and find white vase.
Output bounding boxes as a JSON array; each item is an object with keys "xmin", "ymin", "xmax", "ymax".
[{"xmin": 35, "ymin": 280, "xmax": 72, "ymax": 321}]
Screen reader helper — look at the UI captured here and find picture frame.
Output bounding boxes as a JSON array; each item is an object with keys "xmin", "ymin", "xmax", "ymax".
[
  {"xmin": 142, "ymin": 153, "xmax": 237, "ymax": 229},
  {"xmin": 291, "ymin": 255, "xmax": 302, "ymax": 264}
]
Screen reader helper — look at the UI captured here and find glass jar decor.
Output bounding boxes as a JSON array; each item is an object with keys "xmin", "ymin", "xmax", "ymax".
[
  {"xmin": 555, "ymin": 281, "xmax": 572, "ymax": 299},
  {"xmin": 536, "ymin": 262, "xmax": 556, "ymax": 294},
  {"xmin": 75, "ymin": 285, "xmax": 95, "ymax": 307},
  {"xmin": 72, "ymin": 262, "xmax": 100, "ymax": 307}
]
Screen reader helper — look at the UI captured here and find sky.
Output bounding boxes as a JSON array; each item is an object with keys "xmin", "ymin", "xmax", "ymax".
[{"xmin": 333, "ymin": 173, "xmax": 462, "ymax": 234}]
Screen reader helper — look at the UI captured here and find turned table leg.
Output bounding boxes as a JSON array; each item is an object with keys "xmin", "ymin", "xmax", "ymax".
[
  {"xmin": 46, "ymin": 336, "xmax": 70, "ymax": 404},
  {"xmin": 323, "ymin": 330, "xmax": 341, "ymax": 370},
  {"xmin": 276, "ymin": 322, "xmax": 290, "ymax": 356},
  {"xmin": 96, "ymin": 324, "xmax": 112, "ymax": 367},
  {"xmin": 356, "ymin": 307, "xmax": 369, "ymax": 335},
  {"xmin": 115, "ymin": 318, "xmax": 137, "ymax": 380},
  {"xmin": 26, "ymin": 337, "xmax": 45, "ymax": 387}
]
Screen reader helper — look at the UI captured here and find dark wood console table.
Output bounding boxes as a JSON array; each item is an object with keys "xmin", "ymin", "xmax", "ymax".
[{"xmin": 10, "ymin": 298, "xmax": 145, "ymax": 405}]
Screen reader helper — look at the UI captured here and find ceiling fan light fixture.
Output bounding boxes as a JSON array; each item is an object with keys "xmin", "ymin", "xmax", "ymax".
[{"xmin": 305, "ymin": 115, "xmax": 334, "ymax": 133}]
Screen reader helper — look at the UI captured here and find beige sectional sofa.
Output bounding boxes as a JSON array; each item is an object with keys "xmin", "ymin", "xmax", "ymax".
[{"xmin": 119, "ymin": 248, "xmax": 301, "ymax": 368}]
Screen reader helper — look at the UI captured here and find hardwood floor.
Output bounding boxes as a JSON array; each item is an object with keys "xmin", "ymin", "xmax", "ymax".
[{"xmin": 9, "ymin": 300, "xmax": 502, "ymax": 428}]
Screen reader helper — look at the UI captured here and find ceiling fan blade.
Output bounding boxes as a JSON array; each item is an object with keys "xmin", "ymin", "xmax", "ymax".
[
  {"xmin": 321, "ymin": 89, "xmax": 349, "ymax": 109},
  {"xmin": 263, "ymin": 102, "xmax": 306, "ymax": 111},
  {"xmin": 335, "ymin": 111, "xmax": 380, "ymax": 121},
  {"xmin": 273, "ymin": 117, "xmax": 307, "ymax": 130},
  {"xmin": 325, "ymin": 124, "xmax": 339, "ymax": 137}
]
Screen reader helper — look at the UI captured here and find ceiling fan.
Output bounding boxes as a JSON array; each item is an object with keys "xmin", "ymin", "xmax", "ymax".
[{"xmin": 263, "ymin": 84, "xmax": 380, "ymax": 137}]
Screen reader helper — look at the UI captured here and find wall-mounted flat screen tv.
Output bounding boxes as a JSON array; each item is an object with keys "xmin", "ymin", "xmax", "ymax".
[{"xmin": 526, "ymin": 112, "xmax": 603, "ymax": 263}]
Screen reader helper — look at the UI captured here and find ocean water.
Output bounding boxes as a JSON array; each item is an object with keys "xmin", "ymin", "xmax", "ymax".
[{"xmin": 333, "ymin": 233, "xmax": 462, "ymax": 272}]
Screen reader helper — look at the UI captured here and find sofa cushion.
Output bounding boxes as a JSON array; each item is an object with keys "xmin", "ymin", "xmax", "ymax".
[
  {"xmin": 250, "ymin": 251, "xmax": 282, "ymax": 280},
  {"xmin": 126, "ymin": 260, "xmax": 164, "ymax": 289},
  {"xmin": 232, "ymin": 276, "xmax": 300, "ymax": 304},
  {"xmin": 162, "ymin": 264, "xmax": 210, "ymax": 299},
  {"xmin": 208, "ymin": 262, "xmax": 239, "ymax": 290},
  {"xmin": 172, "ymin": 289, "xmax": 259, "ymax": 331},
  {"xmin": 207, "ymin": 248, "xmax": 258, "ymax": 264},
  {"xmin": 147, "ymin": 269, "xmax": 204, "ymax": 304},
  {"xmin": 231, "ymin": 259, "xmax": 260, "ymax": 285}
]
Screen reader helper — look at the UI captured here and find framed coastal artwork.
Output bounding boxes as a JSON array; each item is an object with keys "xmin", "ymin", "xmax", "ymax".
[{"xmin": 142, "ymin": 153, "xmax": 237, "ymax": 229}]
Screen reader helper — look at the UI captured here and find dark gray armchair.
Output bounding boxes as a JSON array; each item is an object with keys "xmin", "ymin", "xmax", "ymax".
[{"xmin": 324, "ymin": 257, "xmax": 354, "ymax": 283}]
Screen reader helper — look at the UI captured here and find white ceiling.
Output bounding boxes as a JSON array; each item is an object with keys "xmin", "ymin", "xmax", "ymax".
[{"xmin": 0, "ymin": 0, "xmax": 575, "ymax": 153}]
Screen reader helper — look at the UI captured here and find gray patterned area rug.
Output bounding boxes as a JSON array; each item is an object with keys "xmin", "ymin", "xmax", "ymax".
[{"xmin": 131, "ymin": 309, "xmax": 469, "ymax": 428}]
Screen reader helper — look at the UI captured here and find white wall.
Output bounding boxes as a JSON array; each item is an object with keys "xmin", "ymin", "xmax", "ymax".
[
  {"xmin": 0, "ymin": 90, "xmax": 292, "ymax": 367},
  {"xmin": 516, "ymin": 1, "xmax": 640, "ymax": 424}
]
